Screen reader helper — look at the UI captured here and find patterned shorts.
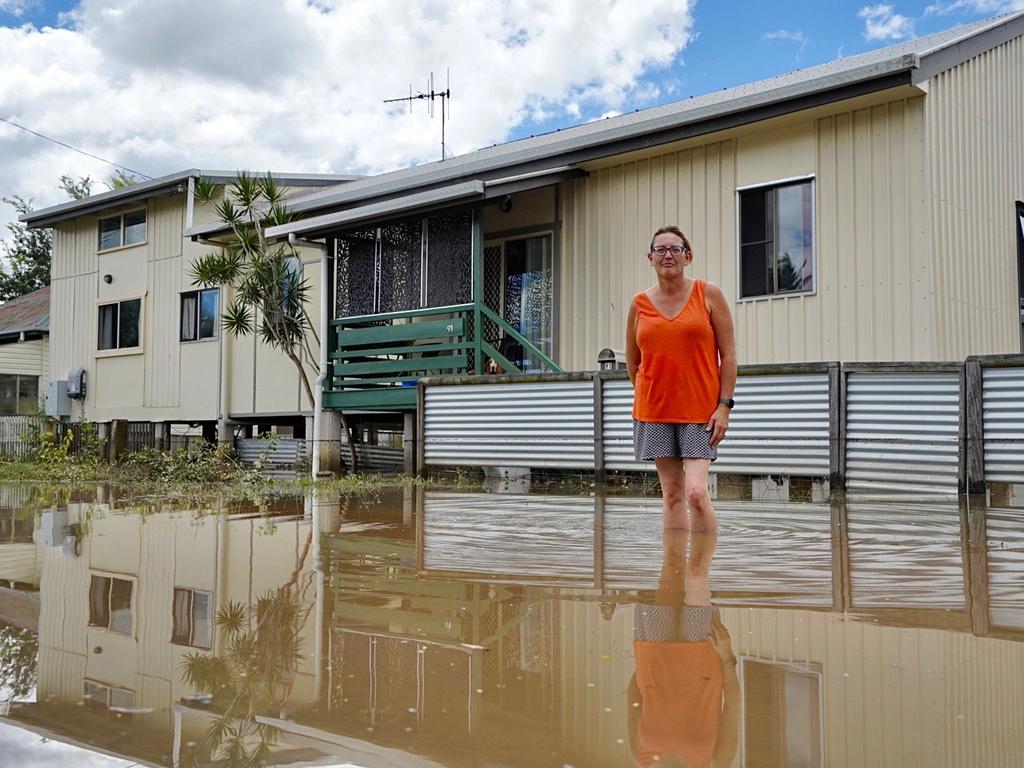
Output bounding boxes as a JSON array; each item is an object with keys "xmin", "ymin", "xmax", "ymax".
[
  {"xmin": 634, "ymin": 604, "xmax": 716, "ymax": 642},
  {"xmin": 633, "ymin": 420, "xmax": 718, "ymax": 462}
]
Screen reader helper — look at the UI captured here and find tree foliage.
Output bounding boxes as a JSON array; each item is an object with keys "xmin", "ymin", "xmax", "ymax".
[
  {"xmin": 0, "ymin": 175, "xmax": 94, "ymax": 301},
  {"xmin": 191, "ymin": 172, "xmax": 356, "ymax": 471}
]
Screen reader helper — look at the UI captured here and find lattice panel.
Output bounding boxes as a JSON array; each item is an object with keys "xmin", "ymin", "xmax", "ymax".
[
  {"xmin": 425, "ymin": 210, "xmax": 472, "ymax": 308},
  {"xmin": 483, "ymin": 245, "xmax": 503, "ymax": 342},
  {"xmin": 334, "ymin": 230, "xmax": 377, "ymax": 317},
  {"xmin": 378, "ymin": 220, "xmax": 422, "ymax": 314}
]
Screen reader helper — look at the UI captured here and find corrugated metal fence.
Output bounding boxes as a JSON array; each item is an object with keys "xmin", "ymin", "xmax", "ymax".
[{"xmin": 419, "ymin": 356, "xmax": 1024, "ymax": 495}]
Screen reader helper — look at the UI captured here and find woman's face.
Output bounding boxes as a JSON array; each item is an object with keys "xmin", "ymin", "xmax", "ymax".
[{"xmin": 648, "ymin": 232, "xmax": 691, "ymax": 278}]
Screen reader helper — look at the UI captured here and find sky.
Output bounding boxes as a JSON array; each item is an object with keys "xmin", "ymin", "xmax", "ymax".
[{"xmin": 1, "ymin": 0, "xmax": 1022, "ymax": 258}]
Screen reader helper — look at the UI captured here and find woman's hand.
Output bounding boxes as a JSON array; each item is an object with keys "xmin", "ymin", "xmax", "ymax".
[
  {"xmin": 711, "ymin": 614, "xmax": 735, "ymax": 665},
  {"xmin": 706, "ymin": 404, "xmax": 730, "ymax": 447}
]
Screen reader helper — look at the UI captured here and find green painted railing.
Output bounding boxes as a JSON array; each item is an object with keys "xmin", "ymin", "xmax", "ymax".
[{"xmin": 325, "ymin": 303, "xmax": 561, "ymax": 411}]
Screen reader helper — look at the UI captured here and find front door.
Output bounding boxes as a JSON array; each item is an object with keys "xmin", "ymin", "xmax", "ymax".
[
  {"xmin": 1017, "ymin": 202, "xmax": 1024, "ymax": 352},
  {"xmin": 483, "ymin": 233, "xmax": 554, "ymax": 371}
]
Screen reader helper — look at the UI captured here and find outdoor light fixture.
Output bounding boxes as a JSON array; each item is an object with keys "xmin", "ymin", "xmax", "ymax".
[
  {"xmin": 497, "ymin": 195, "xmax": 513, "ymax": 213},
  {"xmin": 103, "ymin": 274, "xmax": 113, "ymax": 283}
]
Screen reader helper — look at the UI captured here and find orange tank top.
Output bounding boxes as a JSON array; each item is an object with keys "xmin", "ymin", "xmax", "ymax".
[
  {"xmin": 633, "ymin": 640, "xmax": 723, "ymax": 768},
  {"xmin": 632, "ymin": 280, "xmax": 720, "ymax": 423}
]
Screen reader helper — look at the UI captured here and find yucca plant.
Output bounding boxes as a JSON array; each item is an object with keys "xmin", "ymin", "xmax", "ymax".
[{"xmin": 191, "ymin": 173, "xmax": 357, "ymax": 471}]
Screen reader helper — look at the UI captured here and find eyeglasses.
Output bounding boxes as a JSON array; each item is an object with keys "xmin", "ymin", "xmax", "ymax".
[{"xmin": 651, "ymin": 245, "xmax": 688, "ymax": 256}]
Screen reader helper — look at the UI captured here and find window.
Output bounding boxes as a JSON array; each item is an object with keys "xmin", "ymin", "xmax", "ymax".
[
  {"xmin": 741, "ymin": 658, "xmax": 823, "ymax": 767},
  {"xmin": 172, "ymin": 588, "xmax": 213, "ymax": 648},
  {"xmin": 180, "ymin": 289, "xmax": 219, "ymax": 341},
  {"xmin": 0, "ymin": 373, "xmax": 39, "ymax": 415},
  {"xmin": 98, "ymin": 298, "xmax": 142, "ymax": 350},
  {"xmin": 97, "ymin": 209, "xmax": 147, "ymax": 251},
  {"xmin": 739, "ymin": 178, "xmax": 814, "ymax": 298},
  {"xmin": 89, "ymin": 575, "xmax": 133, "ymax": 635},
  {"xmin": 84, "ymin": 681, "xmax": 135, "ymax": 717}
]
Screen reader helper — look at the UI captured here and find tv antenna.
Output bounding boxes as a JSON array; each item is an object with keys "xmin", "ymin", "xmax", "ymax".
[{"xmin": 383, "ymin": 70, "xmax": 452, "ymax": 161}]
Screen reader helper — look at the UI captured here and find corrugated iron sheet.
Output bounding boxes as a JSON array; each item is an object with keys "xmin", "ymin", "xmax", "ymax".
[
  {"xmin": 421, "ymin": 492, "xmax": 595, "ymax": 580},
  {"xmin": 846, "ymin": 503, "xmax": 964, "ymax": 607},
  {"xmin": 982, "ymin": 366, "xmax": 1024, "ymax": 483},
  {"xmin": 602, "ymin": 498, "xmax": 834, "ymax": 604},
  {"xmin": 985, "ymin": 508, "xmax": 1024, "ymax": 630},
  {"xmin": 845, "ymin": 371, "xmax": 961, "ymax": 495},
  {"xmin": 423, "ymin": 382, "xmax": 595, "ymax": 468},
  {"xmin": 603, "ymin": 374, "xmax": 831, "ymax": 475}
]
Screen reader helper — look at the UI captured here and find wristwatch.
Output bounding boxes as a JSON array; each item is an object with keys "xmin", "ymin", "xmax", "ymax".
[{"xmin": 718, "ymin": 398, "xmax": 735, "ymax": 409}]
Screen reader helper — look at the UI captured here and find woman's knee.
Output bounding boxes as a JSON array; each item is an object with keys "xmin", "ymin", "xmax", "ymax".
[
  {"xmin": 685, "ymin": 482, "xmax": 711, "ymax": 511},
  {"xmin": 662, "ymin": 481, "xmax": 686, "ymax": 507}
]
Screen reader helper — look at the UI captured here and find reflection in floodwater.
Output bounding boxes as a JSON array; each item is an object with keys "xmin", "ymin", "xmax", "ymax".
[
  {"xmin": 0, "ymin": 485, "xmax": 1023, "ymax": 766},
  {"xmin": 628, "ymin": 530, "xmax": 739, "ymax": 768}
]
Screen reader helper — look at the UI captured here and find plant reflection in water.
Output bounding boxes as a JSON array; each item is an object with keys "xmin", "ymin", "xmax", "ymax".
[{"xmin": 179, "ymin": 531, "xmax": 315, "ymax": 767}]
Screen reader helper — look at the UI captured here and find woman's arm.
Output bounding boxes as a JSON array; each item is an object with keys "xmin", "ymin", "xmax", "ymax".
[
  {"xmin": 626, "ymin": 297, "xmax": 641, "ymax": 386},
  {"xmin": 705, "ymin": 283, "xmax": 736, "ymax": 447},
  {"xmin": 626, "ymin": 672, "xmax": 643, "ymax": 765}
]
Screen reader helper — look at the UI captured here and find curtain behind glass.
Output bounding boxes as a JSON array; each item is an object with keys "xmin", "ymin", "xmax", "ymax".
[
  {"xmin": 98, "ymin": 304, "xmax": 118, "ymax": 350},
  {"xmin": 171, "ymin": 588, "xmax": 191, "ymax": 644},
  {"xmin": 89, "ymin": 575, "xmax": 110, "ymax": 627},
  {"xmin": 180, "ymin": 293, "xmax": 198, "ymax": 341}
]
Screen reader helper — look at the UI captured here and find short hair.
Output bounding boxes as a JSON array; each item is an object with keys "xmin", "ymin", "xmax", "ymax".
[{"xmin": 649, "ymin": 225, "xmax": 691, "ymax": 253}]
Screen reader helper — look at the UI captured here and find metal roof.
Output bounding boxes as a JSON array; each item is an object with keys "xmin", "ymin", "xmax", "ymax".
[
  {"xmin": 0, "ymin": 285, "xmax": 49, "ymax": 340},
  {"xmin": 20, "ymin": 169, "xmax": 364, "ymax": 228},
  {"xmin": 200, "ymin": 10, "xmax": 1024, "ymax": 239}
]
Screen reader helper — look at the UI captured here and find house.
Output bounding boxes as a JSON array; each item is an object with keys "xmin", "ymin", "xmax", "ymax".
[
  {"xmin": 0, "ymin": 285, "xmax": 49, "ymax": 416},
  {"xmin": 187, "ymin": 12, "xmax": 1024, "ymax": 473},
  {"xmin": 20, "ymin": 170, "xmax": 360, "ymax": 443}
]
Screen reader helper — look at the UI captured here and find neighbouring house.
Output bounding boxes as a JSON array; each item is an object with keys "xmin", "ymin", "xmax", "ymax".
[
  {"xmin": 185, "ymin": 12, "xmax": 1024, "ymax": 472},
  {"xmin": 0, "ymin": 285, "xmax": 49, "ymax": 416},
  {"xmin": 20, "ymin": 170, "xmax": 360, "ymax": 444}
]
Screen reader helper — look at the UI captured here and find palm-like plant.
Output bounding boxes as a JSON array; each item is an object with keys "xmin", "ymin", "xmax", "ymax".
[
  {"xmin": 191, "ymin": 173, "xmax": 356, "ymax": 472},
  {"xmin": 180, "ymin": 588, "xmax": 313, "ymax": 766}
]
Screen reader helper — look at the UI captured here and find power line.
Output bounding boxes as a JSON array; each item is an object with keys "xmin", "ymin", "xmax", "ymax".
[{"xmin": 0, "ymin": 115, "xmax": 154, "ymax": 180}]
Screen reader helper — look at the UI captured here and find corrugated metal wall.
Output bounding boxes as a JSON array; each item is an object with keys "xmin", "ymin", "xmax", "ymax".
[
  {"xmin": 421, "ymin": 492, "xmax": 595, "ymax": 579},
  {"xmin": 982, "ymin": 365, "xmax": 1024, "ymax": 482},
  {"xmin": 844, "ymin": 370, "xmax": 962, "ymax": 495},
  {"xmin": 603, "ymin": 373, "xmax": 829, "ymax": 474},
  {"xmin": 925, "ymin": 35, "xmax": 1024, "ymax": 360},
  {"xmin": 846, "ymin": 503, "xmax": 965, "ymax": 608},
  {"xmin": 423, "ymin": 381, "xmax": 595, "ymax": 468},
  {"xmin": 985, "ymin": 508, "xmax": 1024, "ymax": 630}
]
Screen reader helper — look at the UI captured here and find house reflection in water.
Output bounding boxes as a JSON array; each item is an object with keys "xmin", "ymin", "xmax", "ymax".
[{"xmin": 1, "ymin": 486, "xmax": 1023, "ymax": 766}]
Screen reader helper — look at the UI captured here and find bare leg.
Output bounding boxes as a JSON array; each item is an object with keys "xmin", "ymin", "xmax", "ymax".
[
  {"xmin": 683, "ymin": 458, "xmax": 717, "ymax": 532},
  {"xmin": 654, "ymin": 457, "xmax": 687, "ymax": 529},
  {"xmin": 684, "ymin": 530, "xmax": 718, "ymax": 606},
  {"xmin": 655, "ymin": 527, "xmax": 688, "ymax": 605}
]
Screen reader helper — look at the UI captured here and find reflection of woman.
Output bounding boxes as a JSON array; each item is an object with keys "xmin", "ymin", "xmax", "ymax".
[
  {"xmin": 626, "ymin": 226, "xmax": 737, "ymax": 531},
  {"xmin": 627, "ymin": 529, "xmax": 739, "ymax": 768}
]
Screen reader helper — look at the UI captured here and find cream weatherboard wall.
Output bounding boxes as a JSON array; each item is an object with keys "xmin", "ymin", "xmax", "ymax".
[
  {"xmin": 48, "ymin": 191, "xmax": 320, "ymax": 424},
  {"xmin": 925, "ymin": 35, "xmax": 1024, "ymax": 359},
  {"xmin": 558, "ymin": 89, "xmax": 940, "ymax": 371},
  {"xmin": 35, "ymin": 505, "xmax": 319, "ymax": 740},
  {"xmin": 0, "ymin": 336, "xmax": 49, "ymax": 400}
]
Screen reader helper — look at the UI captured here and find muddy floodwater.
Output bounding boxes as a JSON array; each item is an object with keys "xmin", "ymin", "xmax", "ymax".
[{"xmin": 0, "ymin": 483, "xmax": 1022, "ymax": 767}]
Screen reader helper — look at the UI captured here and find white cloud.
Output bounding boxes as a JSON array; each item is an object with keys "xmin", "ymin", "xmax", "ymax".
[
  {"xmin": 761, "ymin": 29, "xmax": 809, "ymax": 50},
  {"xmin": 858, "ymin": 4, "xmax": 916, "ymax": 40},
  {"xmin": 924, "ymin": 0, "xmax": 1024, "ymax": 14},
  {"xmin": 0, "ymin": 0, "xmax": 696, "ymax": 255},
  {"xmin": 0, "ymin": 0, "xmax": 37, "ymax": 17}
]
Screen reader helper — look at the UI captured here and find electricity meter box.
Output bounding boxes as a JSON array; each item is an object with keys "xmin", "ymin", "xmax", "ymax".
[{"xmin": 67, "ymin": 367, "xmax": 87, "ymax": 399}]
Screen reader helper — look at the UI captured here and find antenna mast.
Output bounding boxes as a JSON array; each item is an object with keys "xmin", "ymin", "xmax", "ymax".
[{"xmin": 383, "ymin": 69, "xmax": 452, "ymax": 161}]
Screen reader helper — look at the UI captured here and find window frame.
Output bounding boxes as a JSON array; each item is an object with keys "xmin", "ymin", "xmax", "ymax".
[
  {"xmin": 0, "ymin": 373, "xmax": 40, "ymax": 415},
  {"xmin": 83, "ymin": 679, "xmax": 136, "ymax": 717},
  {"xmin": 179, "ymin": 288, "xmax": 220, "ymax": 343},
  {"xmin": 96, "ymin": 296, "xmax": 145, "ymax": 354},
  {"xmin": 735, "ymin": 174, "xmax": 816, "ymax": 303},
  {"xmin": 97, "ymin": 207, "xmax": 148, "ymax": 253},
  {"xmin": 171, "ymin": 587, "xmax": 214, "ymax": 649},
  {"xmin": 87, "ymin": 573, "xmax": 135, "ymax": 637}
]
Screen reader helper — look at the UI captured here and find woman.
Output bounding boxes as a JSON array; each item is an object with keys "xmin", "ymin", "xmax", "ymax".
[
  {"xmin": 626, "ymin": 529, "xmax": 739, "ymax": 767},
  {"xmin": 626, "ymin": 226, "xmax": 737, "ymax": 531}
]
